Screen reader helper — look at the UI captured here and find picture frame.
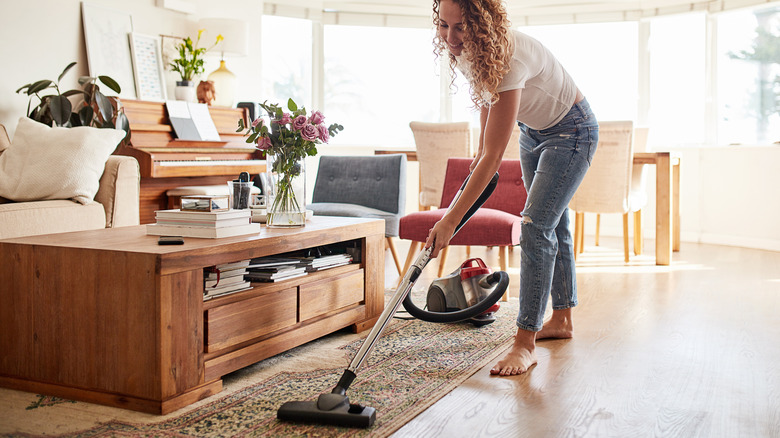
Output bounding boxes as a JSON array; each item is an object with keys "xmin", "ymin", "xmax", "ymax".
[
  {"xmin": 129, "ymin": 33, "xmax": 167, "ymax": 101},
  {"xmin": 81, "ymin": 2, "xmax": 137, "ymax": 99}
]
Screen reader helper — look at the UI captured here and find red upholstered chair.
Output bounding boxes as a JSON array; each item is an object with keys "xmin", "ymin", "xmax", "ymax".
[{"xmin": 399, "ymin": 158, "xmax": 526, "ymax": 298}]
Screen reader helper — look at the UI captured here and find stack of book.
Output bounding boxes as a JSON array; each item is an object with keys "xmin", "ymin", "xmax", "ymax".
[
  {"xmin": 244, "ymin": 257, "xmax": 308, "ymax": 283},
  {"xmin": 204, "ymin": 260, "xmax": 252, "ymax": 300},
  {"xmin": 146, "ymin": 209, "xmax": 261, "ymax": 239},
  {"xmin": 294, "ymin": 253, "xmax": 353, "ymax": 272}
]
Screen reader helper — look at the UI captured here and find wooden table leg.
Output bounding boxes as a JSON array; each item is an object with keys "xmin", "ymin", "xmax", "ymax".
[
  {"xmin": 655, "ymin": 153, "xmax": 673, "ymax": 265},
  {"xmin": 673, "ymin": 159, "xmax": 681, "ymax": 252}
]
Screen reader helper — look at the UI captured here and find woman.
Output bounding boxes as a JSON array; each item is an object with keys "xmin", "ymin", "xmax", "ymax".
[{"xmin": 426, "ymin": 0, "xmax": 599, "ymax": 376}]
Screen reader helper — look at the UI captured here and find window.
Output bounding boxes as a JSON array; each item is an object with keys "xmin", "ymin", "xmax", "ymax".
[
  {"xmin": 521, "ymin": 22, "xmax": 638, "ymax": 123},
  {"xmin": 717, "ymin": 5, "xmax": 780, "ymax": 145},
  {"xmin": 648, "ymin": 13, "xmax": 706, "ymax": 147},
  {"xmin": 323, "ymin": 25, "xmax": 440, "ymax": 147},
  {"xmin": 450, "ymin": 68, "xmax": 481, "ymax": 127},
  {"xmin": 261, "ymin": 16, "xmax": 312, "ymax": 107}
]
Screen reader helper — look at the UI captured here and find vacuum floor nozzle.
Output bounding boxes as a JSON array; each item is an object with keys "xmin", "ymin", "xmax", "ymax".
[{"xmin": 277, "ymin": 393, "xmax": 376, "ymax": 428}]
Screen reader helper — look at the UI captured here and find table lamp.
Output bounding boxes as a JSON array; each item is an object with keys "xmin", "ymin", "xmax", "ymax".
[{"xmin": 198, "ymin": 18, "xmax": 249, "ymax": 107}]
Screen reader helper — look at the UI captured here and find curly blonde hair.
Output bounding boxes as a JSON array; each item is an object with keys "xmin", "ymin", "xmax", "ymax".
[{"xmin": 432, "ymin": 0, "xmax": 513, "ymax": 107}]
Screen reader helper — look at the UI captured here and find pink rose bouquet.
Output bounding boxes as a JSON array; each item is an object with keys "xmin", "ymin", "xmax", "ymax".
[
  {"xmin": 237, "ymin": 98, "xmax": 343, "ymax": 164},
  {"xmin": 237, "ymin": 98, "xmax": 343, "ymax": 224}
]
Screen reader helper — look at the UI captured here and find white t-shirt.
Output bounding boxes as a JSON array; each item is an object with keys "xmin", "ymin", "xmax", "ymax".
[{"xmin": 457, "ymin": 29, "xmax": 579, "ymax": 130}]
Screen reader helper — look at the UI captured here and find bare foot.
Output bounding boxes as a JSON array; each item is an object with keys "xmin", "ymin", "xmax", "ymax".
[
  {"xmin": 537, "ymin": 309, "xmax": 573, "ymax": 340},
  {"xmin": 490, "ymin": 329, "xmax": 537, "ymax": 376},
  {"xmin": 490, "ymin": 345, "xmax": 537, "ymax": 376}
]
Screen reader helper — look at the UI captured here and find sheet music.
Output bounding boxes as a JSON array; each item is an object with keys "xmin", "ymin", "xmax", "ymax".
[
  {"xmin": 188, "ymin": 102, "xmax": 221, "ymax": 141},
  {"xmin": 165, "ymin": 101, "xmax": 221, "ymax": 141}
]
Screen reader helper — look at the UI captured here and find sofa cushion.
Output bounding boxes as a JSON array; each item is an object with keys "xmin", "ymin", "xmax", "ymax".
[
  {"xmin": 0, "ymin": 124, "xmax": 10, "ymax": 153},
  {"xmin": 0, "ymin": 199, "xmax": 106, "ymax": 240},
  {"xmin": 399, "ymin": 207, "xmax": 521, "ymax": 246},
  {"xmin": 0, "ymin": 117, "xmax": 125, "ymax": 204},
  {"xmin": 309, "ymin": 202, "xmax": 397, "ymax": 236}
]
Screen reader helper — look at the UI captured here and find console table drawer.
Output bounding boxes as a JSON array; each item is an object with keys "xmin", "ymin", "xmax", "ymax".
[
  {"xmin": 299, "ymin": 269, "xmax": 364, "ymax": 321},
  {"xmin": 205, "ymin": 288, "xmax": 297, "ymax": 352}
]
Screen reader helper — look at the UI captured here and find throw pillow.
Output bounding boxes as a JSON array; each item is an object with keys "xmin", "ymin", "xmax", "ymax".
[{"xmin": 0, "ymin": 117, "xmax": 126, "ymax": 204}]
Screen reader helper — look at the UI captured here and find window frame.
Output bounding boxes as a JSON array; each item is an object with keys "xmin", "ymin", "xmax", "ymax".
[{"xmin": 262, "ymin": 2, "xmax": 780, "ymax": 148}]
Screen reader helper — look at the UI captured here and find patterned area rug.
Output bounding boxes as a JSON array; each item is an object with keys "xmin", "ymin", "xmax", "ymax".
[{"xmin": 0, "ymin": 291, "xmax": 518, "ymax": 437}]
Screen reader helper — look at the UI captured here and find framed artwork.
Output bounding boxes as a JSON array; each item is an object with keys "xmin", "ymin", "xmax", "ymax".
[
  {"xmin": 81, "ymin": 2, "xmax": 137, "ymax": 99},
  {"xmin": 129, "ymin": 33, "xmax": 167, "ymax": 101}
]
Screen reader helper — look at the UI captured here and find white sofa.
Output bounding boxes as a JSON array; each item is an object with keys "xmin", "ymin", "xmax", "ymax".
[{"xmin": 0, "ymin": 124, "xmax": 140, "ymax": 240}]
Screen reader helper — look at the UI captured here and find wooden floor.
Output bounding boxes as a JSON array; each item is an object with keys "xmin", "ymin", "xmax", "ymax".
[{"xmin": 384, "ymin": 238, "xmax": 780, "ymax": 438}]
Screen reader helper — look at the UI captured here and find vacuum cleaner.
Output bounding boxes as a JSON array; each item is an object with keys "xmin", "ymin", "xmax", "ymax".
[
  {"xmin": 277, "ymin": 171, "xmax": 510, "ymax": 428},
  {"xmin": 419, "ymin": 257, "xmax": 502, "ymax": 327}
]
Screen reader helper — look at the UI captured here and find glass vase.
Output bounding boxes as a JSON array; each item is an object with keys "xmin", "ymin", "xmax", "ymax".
[{"xmin": 265, "ymin": 152, "xmax": 306, "ymax": 228}]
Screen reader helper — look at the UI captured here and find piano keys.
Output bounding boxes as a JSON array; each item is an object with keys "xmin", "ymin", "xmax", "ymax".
[{"xmin": 115, "ymin": 99, "xmax": 266, "ymax": 224}]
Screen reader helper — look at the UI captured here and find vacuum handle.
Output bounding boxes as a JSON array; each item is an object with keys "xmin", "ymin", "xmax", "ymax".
[
  {"xmin": 451, "ymin": 172, "xmax": 499, "ymax": 237},
  {"xmin": 344, "ymin": 171, "xmax": 499, "ymax": 377}
]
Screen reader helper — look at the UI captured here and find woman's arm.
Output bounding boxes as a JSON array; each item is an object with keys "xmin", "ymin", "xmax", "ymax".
[
  {"xmin": 426, "ymin": 88, "xmax": 521, "ymax": 258},
  {"xmin": 470, "ymin": 106, "xmax": 489, "ymax": 172}
]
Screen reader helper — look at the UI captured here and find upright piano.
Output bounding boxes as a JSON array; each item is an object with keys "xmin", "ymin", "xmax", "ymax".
[{"xmin": 115, "ymin": 100, "xmax": 266, "ymax": 224}]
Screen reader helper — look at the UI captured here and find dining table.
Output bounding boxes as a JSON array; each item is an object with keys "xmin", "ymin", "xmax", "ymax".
[{"xmin": 375, "ymin": 149, "xmax": 680, "ymax": 266}]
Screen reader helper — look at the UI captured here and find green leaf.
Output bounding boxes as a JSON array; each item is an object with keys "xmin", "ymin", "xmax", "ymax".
[
  {"xmin": 247, "ymin": 132, "xmax": 259, "ymax": 144},
  {"xmin": 98, "ymin": 76, "xmax": 121, "ymax": 94},
  {"xmin": 115, "ymin": 112, "xmax": 130, "ymax": 141},
  {"xmin": 78, "ymin": 76, "xmax": 93, "ymax": 86},
  {"xmin": 49, "ymin": 95, "xmax": 72, "ymax": 126},
  {"xmin": 15, "ymin": 83, "xmax": 31, "ymax": 94},
  {"xmin": 62, "ymin": 89, "xmax": 88, "ymax": 98},
  {"xmin": 27, "ymin": 80, "xmax": 53, "ymax": 95},
  {"xmin": 95, "ymin": 91, "xmax": 113, "ymax": 123},
  {"xmin": 287, "ymin": 98, "xmax": 297, "ymax": 112},
  {"xmin": 69, "ymin": 112, "xmax": 82, "ymax": 127},
  {"xmin": 58, "ymin": 62, "xmax": 77, "ymax": 83},
  {"xmin": 78, "ymin": 105, "xmax": 94, "ymax": 127},
  {"xmin": 237, "ymin": 119, "xmax": 245, "ymax": 131}
]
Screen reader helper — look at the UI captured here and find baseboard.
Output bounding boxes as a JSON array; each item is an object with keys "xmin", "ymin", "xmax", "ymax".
[
  {"xmin": 697, "ymin": 233, "xmax": 780, "ymax": 253},
  {"xmin": 593, "ymin": 228, "xmax": 780, "ymax": 253}
]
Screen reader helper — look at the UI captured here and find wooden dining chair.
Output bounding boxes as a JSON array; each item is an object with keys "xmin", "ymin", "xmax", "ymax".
[
  {"xmin": 409, "ymin": 121, "xmax": 472, "ymax": 211},
  {"xmin": 569, "ymin": 121, "xmax": 647, "ymax": 262}
]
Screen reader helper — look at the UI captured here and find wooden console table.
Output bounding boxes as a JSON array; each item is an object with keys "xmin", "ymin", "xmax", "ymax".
[
  {"xmin": 0, "ymin": 216, "xmax": 384, "ymax": 414},
  {"xmin": 376, "ymin": 149, "xmax": 680, "ymax": 265}
]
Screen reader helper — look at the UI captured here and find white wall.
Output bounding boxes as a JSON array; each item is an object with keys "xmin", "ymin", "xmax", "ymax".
[
  {"xmin": 587, "ymin": 146, "xmax": 780, "ymax": 252},
  {"xmin": 0, "ymin": 0, "xmax": 263, "ymax": 137}
]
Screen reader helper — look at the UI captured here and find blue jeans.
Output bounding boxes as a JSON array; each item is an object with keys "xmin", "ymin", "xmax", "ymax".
[{"xmin": 515, "ymin": 99, "xmax": 598, "ymax": 331}]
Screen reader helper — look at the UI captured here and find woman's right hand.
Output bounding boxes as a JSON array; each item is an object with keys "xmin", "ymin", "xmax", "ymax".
[{"xmin": 424, "ymin": 214, "xmax": 459, "ymax": 259}]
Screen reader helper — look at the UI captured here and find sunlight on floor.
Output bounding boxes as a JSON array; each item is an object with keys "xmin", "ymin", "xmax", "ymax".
[
  {"xmin": 385, "ymin": 237, "xmax": 714, "ymax": 290},
  {"xmin": 574, "ymin": 244, "xmax": 714, "ymax": 274}
]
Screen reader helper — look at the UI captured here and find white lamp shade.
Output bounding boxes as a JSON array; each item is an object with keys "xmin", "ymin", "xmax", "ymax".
[{"xmin": 198, "ymin": 18, "xmax": 248, "ymax": 57}]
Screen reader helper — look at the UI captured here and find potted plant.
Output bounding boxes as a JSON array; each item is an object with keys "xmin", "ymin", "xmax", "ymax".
[
  {"xmin": 169, "ymin": 30, "xmax": 223, "ymax": 101},
  {"xmin": 16, "ymin": 61, "xmax": 129, "ymax": 142}
]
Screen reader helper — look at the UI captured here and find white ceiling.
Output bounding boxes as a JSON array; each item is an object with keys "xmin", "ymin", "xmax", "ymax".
[{"xmin": 266, "ymin": 0, "xmax": 777, "ymax": 26}]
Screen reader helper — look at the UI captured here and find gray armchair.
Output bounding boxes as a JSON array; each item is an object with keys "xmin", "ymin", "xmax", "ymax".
[{"xmin": 309, "ymin": 154, "xmax": 407, "ymax": 273}]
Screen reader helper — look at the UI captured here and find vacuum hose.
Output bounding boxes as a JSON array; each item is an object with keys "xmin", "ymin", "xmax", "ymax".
[{"xmin": 401, "ymin": 271, "xmax": 509, "ymax": 323}]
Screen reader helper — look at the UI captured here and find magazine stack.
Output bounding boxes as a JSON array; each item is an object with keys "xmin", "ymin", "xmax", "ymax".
[
  {"xmin": 294, "ymin": 253, "xmax": 353, "ymax": 272},
  {"xmin": 244, "ymin": 257, "xmax": 308, "ymax": 283},
  {"xmin": 204, "ymin": 260, "xmax": 252, "ymax": 300}
]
